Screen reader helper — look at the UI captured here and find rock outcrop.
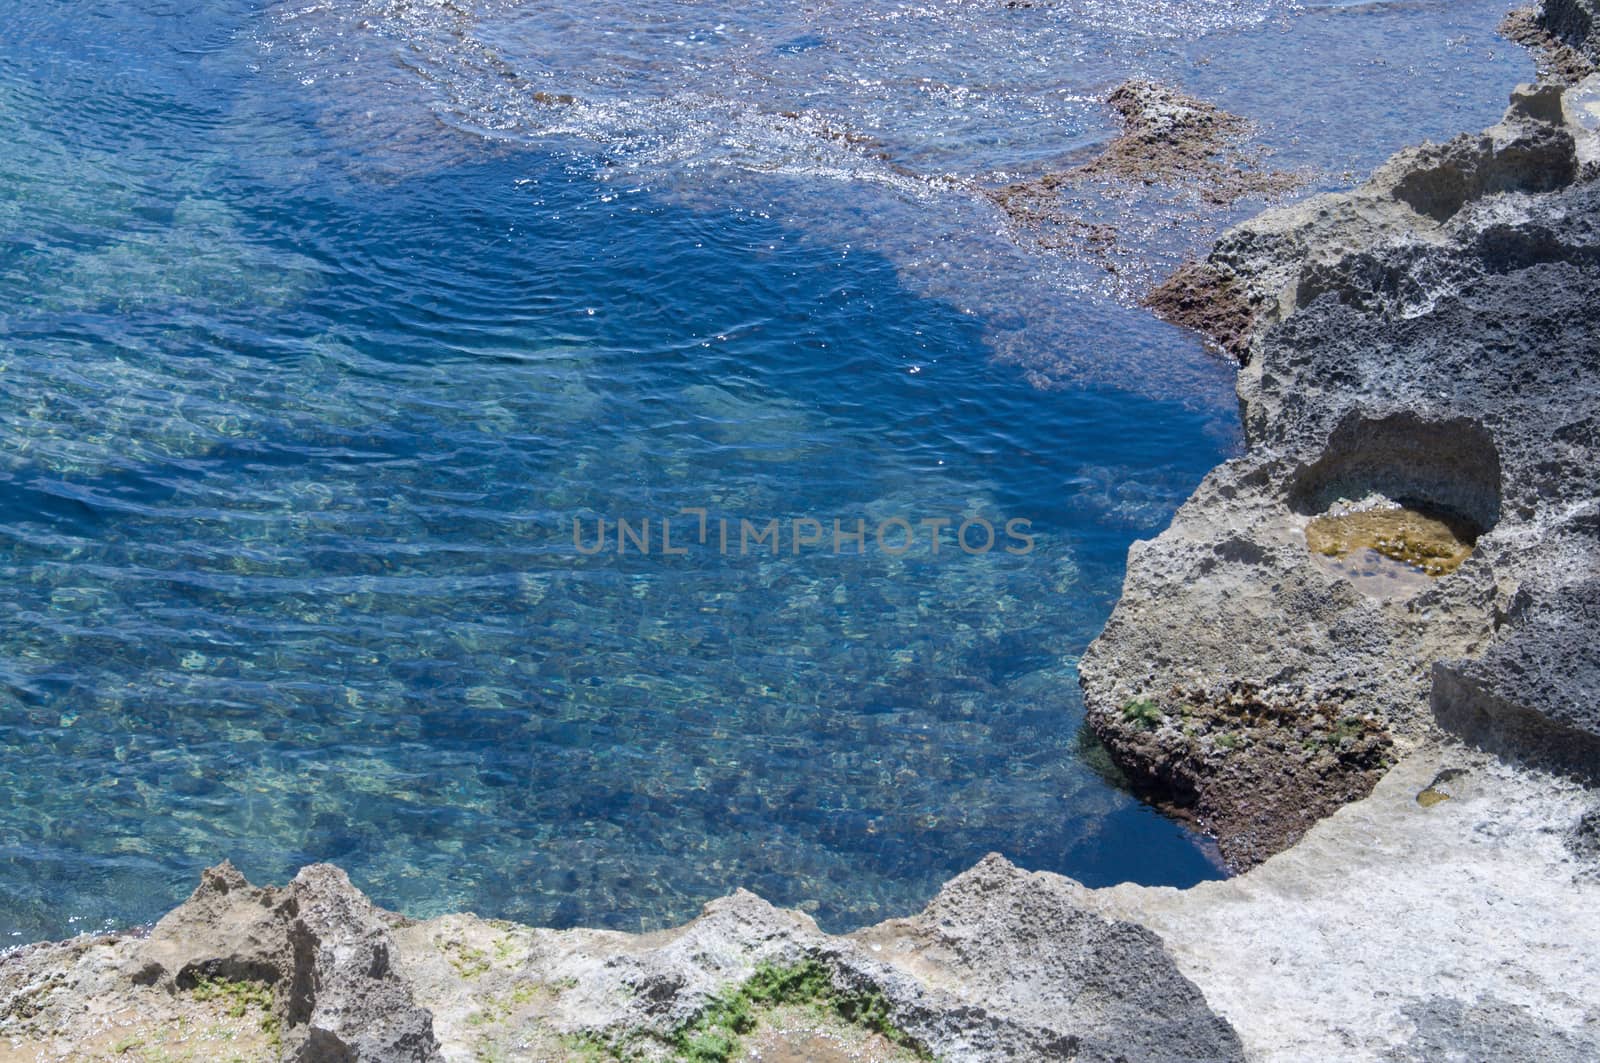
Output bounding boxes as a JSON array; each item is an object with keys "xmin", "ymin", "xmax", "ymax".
[
  {"xmin": 1149, "ymin": 81, "xmax": 1592, "ymax": 355},
  {"xmin": 1, "ymin": 859, "xmax": 1242, "ymax": 1062},
  {"xmin": 1502, "ymin": 2, "xmax": 1598, "ymax": 85},
  {"xmin": 1096, "ymin": 47, "xmax": 1600, "ymax": 865},
  {"xmin": 1545, "ymin": 0, "xmax": 1600, "ymax": 62},
  {"xmin": 3, "ymin": 861, "xmax": 445, "ymax": 1061}
]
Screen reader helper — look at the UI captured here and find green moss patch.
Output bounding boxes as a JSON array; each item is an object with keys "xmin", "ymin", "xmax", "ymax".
[
  {"xmin": 1121, "ymin": 697, "xmax": 1165, "ymax": 731},
  {"xmin": 572, "ymin": 960, "xmax": 931, "ymax": 1063},
  {"xmin": 675, "ymin": 960, "xmax": 927, "ymax": 1063}
]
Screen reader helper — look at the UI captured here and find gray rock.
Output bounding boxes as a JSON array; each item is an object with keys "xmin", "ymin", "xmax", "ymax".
[
  {"xmin": 1196, "ymin": 84, "xmax": 1589, "ymax": 349},
  {"xmin": 1435, "ymin": 579, "xmax": 1600, "ymax": 783},
  {"xmin": 1084, "ymin": 79, "xmax": 1600, "ymax": 866},
  {"xmin": 1544, "ymin": 0, "xmax": 1600, "ymax": 61},
  {"xmin": 438, "ymin": 853, "xmax": 1242, "ymax": 1061},
  {"xmin": 128, "ymin": 861, "xmax": 442, "ymax": 1062},
  {"xmin": 3, "ymin": 859, "xmax": 1243, "ymax": 1062},
  {"xmin": 1504, "ymin": 2, "xmax": 1598, "ymax": 86},
  {"xmin": 1384, "ymin": 107, "xmax": 1574, "ymax": 223},
  {"xmin": 855, "ymin": 855, "xmax": 1244, "ymax": 1062},
  {"xmin": 10, "ymin": 752, "xmax": 1600, "ymax": 1062},
  {"xmin": 1566, "ymin": 800, "xmax": 1600, "ymax": 868},
  {"xmin": 1386, "ymin": 996, "xmax": 1600, "ymax": 1063}
]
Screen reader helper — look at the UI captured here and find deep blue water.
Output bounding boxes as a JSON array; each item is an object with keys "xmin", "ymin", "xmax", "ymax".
[{"xmin": 0, "ymin": 0, "xmax": 1530, "ymax": 940}]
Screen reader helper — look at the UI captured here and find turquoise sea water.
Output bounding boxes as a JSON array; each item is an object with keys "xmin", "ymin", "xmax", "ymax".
[{"xmin": 0, "ymin": 0, "xmax": 1529, "ymax": 940}]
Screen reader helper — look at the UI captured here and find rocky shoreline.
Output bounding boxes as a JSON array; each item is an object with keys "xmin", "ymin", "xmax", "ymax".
[
  {"xmin": 5, "ymin": 3, "xmax": 1600, "ymax": 1061},
  {"xmin": 1091, "ymin": 0, "xmax": 1600, "ymax": 870},
  {"xmin": 5, "ymin": 748, "xmax": 1597, "ymax": 1062}
]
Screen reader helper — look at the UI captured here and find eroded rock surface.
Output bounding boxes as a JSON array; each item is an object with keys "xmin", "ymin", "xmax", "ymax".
[
  {"xmin": 1546, "ymin": 0, "xmax": 1600, "ymax": 64},
  {"xmin": 133, "ymin": 861, "xmax": 438, "ymax": 1060},
  {"xmin": 1502, "ymin": 4, "xmax": 1598, "ymax": 85},
  {"xmin": 6, "ymin": 7, "xmax": 1600, "ymax": 1063},
  {"xmin": 1148, "ymin": 81, "xmax": 1593, "ymax": 356},
  {"xmin": 1, "ymin": 860, "xmax": 1241, "ymax": 1062},
  {"xmin": 7, "ymin": 748, "xmax": 1597, "ymax": 1063},
  {"xmin": 1079, "ymin": 750, "xmax": 1600, "ymax": 1063},
  {"xmin": 1094, "ymin": 59, "xmax": 1600, "ymax": 867},
  {"xmin": 0, "ymin": 864, "xmax": 443, "ymax": 1061}
]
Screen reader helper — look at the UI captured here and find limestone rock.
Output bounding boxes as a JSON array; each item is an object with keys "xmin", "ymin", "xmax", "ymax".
[
  {"xmin": 3, "ymin": 861, "xmax": 1243, "ymax": 1062},
  {"xmin": 854, "ymin": 855, "xmax": 1243, "ymax": 1062},
  {"xmin": 1088, "ymin": 75, "xmax": 1600, "ymax": 866},
  {"xmin": 1385, "ymin": 996, "xmax": 1600, "ymax": 1063},
  {"xmin": 1155, "ymin": 83, "xmax": 1588, "ymax": 358},
  {"xmin": 127, "ymin": 861, "xmax": 441, "ymax": 1061}
]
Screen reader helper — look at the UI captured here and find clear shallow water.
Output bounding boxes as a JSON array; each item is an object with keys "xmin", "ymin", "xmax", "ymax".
[
  {"xmin": 0, "ymin": 0, "xmax": 1529, "ymax": 940},
  {"xmin": 267, "ymin": 0, "xmax": 1533, "ymax": 396}
]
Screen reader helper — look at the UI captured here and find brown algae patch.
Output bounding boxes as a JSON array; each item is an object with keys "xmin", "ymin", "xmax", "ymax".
[
  {"xmin": 1143, "ymin": 260, "xmax": 1259, "ymax": 363},
  {"xmin": 986, "ymin": 80, "xmax": 1303, "ymax": 274},
  {"xmin": 988, "ymin": 79, "xmax": 1302, "ymax": 218},
  {"xmin": 1305, "ymin": 505, "xmax": 1478, "ymax": 578}
]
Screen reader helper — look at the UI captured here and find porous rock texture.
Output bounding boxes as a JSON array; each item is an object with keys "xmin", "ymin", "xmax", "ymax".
[
  {"xmin": 1546, "ymin": 0, "xmax": 1600, "ymax": 62},
  {"xmin": 1076, "ymin": 749, "xmax": 1600, "ymax": 1062},
  {"xmin": 1502, "ymin": 2, "xmax": 1598, "ymax": 84},
  {"xmin": 0, "ymin": 859, "xmax": 1243, "ymax": 1062},
  {"xmin": 1, "ymin": 861, "xmax": 444, "ymax": 1062},
  {"xmin": 1094, "ymin": 64, "xmax": 1600, "ymax": 868}
]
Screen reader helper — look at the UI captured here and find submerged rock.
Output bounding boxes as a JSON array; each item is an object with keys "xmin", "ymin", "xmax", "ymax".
[
  {"xmin": 987, "ymin": 79, "xmax": 1301, "ymax": 270},
  {"xmin": 1077, "ymin": 81, "xmax": 1300, "ymax": 203},
  {"xmin": 5, "ymin": 9, "xmax": 1600, "ymax": 1062}
]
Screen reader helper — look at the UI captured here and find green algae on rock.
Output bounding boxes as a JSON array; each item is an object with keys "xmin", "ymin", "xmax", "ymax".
[{"xmin": 1086, "ymin": 681, "xmax": 1395, "ymax": 867}]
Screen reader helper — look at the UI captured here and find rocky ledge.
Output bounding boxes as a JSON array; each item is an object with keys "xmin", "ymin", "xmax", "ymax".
[
  {"xmin": 6, "ymin": 5, "xmax": 1600, "ymax": 1063},
  {"xmin": 1101, "ymin": 5, "xmax": 1600, "ymax": 869},
  {"xmin": 0, "ymin": 858, "xmax": 1242, "ymax": 1062}
]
